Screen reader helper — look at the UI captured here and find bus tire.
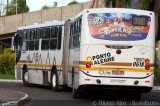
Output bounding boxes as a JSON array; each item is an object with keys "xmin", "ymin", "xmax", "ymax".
[
  {"xmin": 72, "ymin": 68, "xmax": 81, "ymax": 99},
  {"xmin": 72, "ymin": 83, "xmax": 80, "ymax": 99},
  {"xmin": 22, "ymin": 67, "xmax": 32, "ymax": 87},
  {"xmin": 51, "ymin": 68, "xmax": 59, "ymax": 92}
]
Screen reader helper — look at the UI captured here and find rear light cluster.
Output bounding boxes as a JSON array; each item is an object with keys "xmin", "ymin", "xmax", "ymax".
[
  {"xmin": 145, "ymin": 58, "xmax": 150, "ymax": 70},
  {"xmin": 86, "ymin": 57, "xmax": 92, "ymax": 68}
]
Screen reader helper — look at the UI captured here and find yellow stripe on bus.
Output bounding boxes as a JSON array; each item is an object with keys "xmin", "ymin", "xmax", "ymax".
[
  {"xmin": 16, "ymin": 63, "xmax": 154, "ymax": 72},
  {"xmin": 16, "ymin": 63, "xmax": 62, "ymax": 68},
  {"xmin": 77, "ymin": 66, "xmax": 153, "ymax": 72}
]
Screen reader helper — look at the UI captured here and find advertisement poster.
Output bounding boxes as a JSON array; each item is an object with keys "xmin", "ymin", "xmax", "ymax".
[{"xmin": 88, "ymin": 13, "xmax": 151, "ymax": 41}]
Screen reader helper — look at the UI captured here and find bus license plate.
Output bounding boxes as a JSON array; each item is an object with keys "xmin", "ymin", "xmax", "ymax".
[{"xmin": 112, "ymin": 70, "xmax": 124, "ymax": 75}]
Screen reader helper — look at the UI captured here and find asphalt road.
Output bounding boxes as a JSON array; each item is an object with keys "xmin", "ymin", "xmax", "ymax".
[{"xmin": 0, "ymin": 81, "xmax": 160, "ymax": 106}]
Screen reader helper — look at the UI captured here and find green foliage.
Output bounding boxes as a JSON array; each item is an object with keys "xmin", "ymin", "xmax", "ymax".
[
  {"xmin": 41, "ymin": 5, "xmax": 51, "ymax": 10},
  {"xmin": 0, "ymin": 73, "xmax": 15, "ymax": 79},
  {"xmin": 68, "ymin": 1, "xmax": 78, "ymax": 5},
  {"xmin": 0, "ymin": 48, "xmax": 15, "ymax": 75},
  {"xmin": 5, "ymin": 0, "xmax": 29, "ymax": 16},
  {"xmin": 41, "ymin": 2, "xmax": 57, "ymax": 10},
  {"xmin": 104, "ymin": 0, "xmax": 112, "ymax": 7}
]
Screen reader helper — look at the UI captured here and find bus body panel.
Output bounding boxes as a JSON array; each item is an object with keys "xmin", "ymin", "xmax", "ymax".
[
  {"xmin": 79, "ymin": 71, "xmax": 154, "ymax": 87},
  {"xmin": 15, "ymin": 22, "xmax": 65, "ymax": 85},
  {"xmin": 80, "ymin": 45, "xmax": 154, "ymax": 78},
  {"xmin": 78, "ymin": 8, "xmax": 155, "ymax": 90},
  {"xmin": 16, "ymin": 49, "xmax": 63, "ymax": 85}
]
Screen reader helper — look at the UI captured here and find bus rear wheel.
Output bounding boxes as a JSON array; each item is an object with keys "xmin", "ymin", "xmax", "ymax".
[
  {"xmin": 51, "ymin": 69, "xmax": 59, "ymax": 92},
  {"xmin": 72, "ymin": 69, "xmax": 81, "ymax": 99},
  {"xmin": 22, "ymin": 67, "xmax": 31, "ymax": 86},
  {"xmin": 72, "ymin": 83, "xmax": 81, "ymax": 99}
]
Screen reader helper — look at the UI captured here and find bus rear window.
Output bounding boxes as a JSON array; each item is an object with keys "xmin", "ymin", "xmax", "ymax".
[{"xmin": 88, "ymin": 13, "xmax": 151, "ymax": 41}]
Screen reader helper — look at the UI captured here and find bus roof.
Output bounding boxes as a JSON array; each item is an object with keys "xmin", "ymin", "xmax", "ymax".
[
  {"xmin": 71, "ymin": 8, "xmax": 154, "ymax": 22},
  {"xmin": 17, "ymin": 20, "xmax": 65, "ymax": 30},
  {"xmin": 83, "ymin": 8, "xmax": 153, "ymax": 14}
]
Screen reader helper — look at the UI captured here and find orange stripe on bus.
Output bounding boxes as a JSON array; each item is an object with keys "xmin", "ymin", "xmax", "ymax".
[
  {"xmin": 101, "ymin": 62, "xmax": 132, "ymax": 66},
  {"xmin": 16, "ymin": 63, "xmax": 154, "ymax": 72},
  {"xmin": 18, "ymin": 60, "xmax": 32, "ymax": 63}
]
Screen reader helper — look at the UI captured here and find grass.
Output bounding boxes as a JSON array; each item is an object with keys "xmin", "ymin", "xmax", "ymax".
[{"xmin": 0, "ymin": 73, "xmax": 15, "ymax": 80}]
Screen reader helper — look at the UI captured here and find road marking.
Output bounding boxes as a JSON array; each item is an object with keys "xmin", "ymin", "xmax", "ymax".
[{"xmin": 0, "ymin": 80, "xmax": 22, "ymax": 83}]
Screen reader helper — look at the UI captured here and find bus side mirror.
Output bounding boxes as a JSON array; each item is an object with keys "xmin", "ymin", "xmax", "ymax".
[
  {"xmin": 11, "ymin": 33, "xmax": 19, "ymax": 51},
  {"xmin": 11, "ymin": 37, "xmax": 15, "ymax": 51}
]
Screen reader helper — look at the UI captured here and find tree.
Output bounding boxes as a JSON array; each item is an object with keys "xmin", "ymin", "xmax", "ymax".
[
  {"xmin": 41, "ymin": 5, "xmax": 51, "ymax": 10},
  {"xmin": 68, "ymin": 0, "xmax": 78, "ymax": 5},
  {"xmin": 91, "ymin": 0, "xmax": 105, "ymax": 8},
  {"xmin": 5, "ymin": 0, "xmax": 29, "ymax": 16},
  {"xmin": 41, "ymin": 2, "xmax": 57, "ymax": 10},
  {"xmin": 0, "ymin": 48, "xmax": 15, "ymax": 75}
]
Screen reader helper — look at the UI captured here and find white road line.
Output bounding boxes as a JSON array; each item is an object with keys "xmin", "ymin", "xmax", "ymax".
[{"xmin": 0, "ymin": 80, "xmax": 22, "ymax": 83}]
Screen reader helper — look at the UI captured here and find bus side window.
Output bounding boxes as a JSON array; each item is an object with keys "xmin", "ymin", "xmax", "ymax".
[
  {"xmin": 58, "ymin": 26, "xmax": 62, "ymax": 49},
  {"xmin": 22, "ymin": 30, "xmax": 27, "ymax": 51},
  {"xmin": 71, "ymin": 17, "xmax": 82, "ymax": 48},
  {"xmin": 41, "ymin": 27, "xmax": 50, "ymax": 50},
  {"xmin": 69, "ymin": 24, "xmax": 73, "ymax": 49},
  {"xmin": 35, "ymin": 29, "xmax": 40, "ymax": 51},
  {"xmin": 28, "ymin": 29, "xmax": 35, "ymax": 51},
  {"xmin": 26, "ymin": 30, "xmax": 31, "ymax": 51},
  {"xmin": 50, "ymin": 26, "xmax": 58, "ymax": 50}
]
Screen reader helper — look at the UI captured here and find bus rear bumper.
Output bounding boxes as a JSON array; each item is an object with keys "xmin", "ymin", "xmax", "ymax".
[
  {"xmin": 77, "ymin": 84, "xmax": 152, "ymax": 93},
  {"xmin": 78, "ymin": 71, "xmax": 153, "ymax": 93}
]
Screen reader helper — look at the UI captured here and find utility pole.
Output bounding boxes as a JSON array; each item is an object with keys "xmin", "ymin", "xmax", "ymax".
[
  {"xmin": 0, "ymin": 0, "xmax": 2, "ymax": 16},
  {"xmin": 16, "ymin": 0, "xmax": 17, "ymax": 14},
  {"xmin": 7, "ymin": 0, "xmax": 9, "ymax": 15}
]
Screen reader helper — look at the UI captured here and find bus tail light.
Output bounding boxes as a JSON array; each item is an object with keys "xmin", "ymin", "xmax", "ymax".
[
  {"xmin": 86, "ymin": 63, "xmax": 91, "ymax": 68},
  {"xmin": 86, "ymin": 57, "xmax": 92, "ymax": 68},
  {"xmin": 85, "ymin": 78, "xmax": 90, "ymax": 81},
  {"xmin": 145, "ymin": 80, "xmax": 150, "ymax": 83},
  {"xmin": 145, "ymin": 58, "xmax": 150, "ymax": 70},
  {"xmin": 145, "ymin": 65, "xmax": 150, "ymax": 70}
]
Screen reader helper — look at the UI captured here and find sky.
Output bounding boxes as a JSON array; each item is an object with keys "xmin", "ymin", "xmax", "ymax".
[{"xmin": 26, "ymin": 0, "xmax": 91, "ymax": 12}]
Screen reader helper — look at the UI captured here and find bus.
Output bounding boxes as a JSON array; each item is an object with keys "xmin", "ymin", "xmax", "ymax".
[{"xmin": 12, "ymin": 8, "xmax": 155, "ymax": 99}]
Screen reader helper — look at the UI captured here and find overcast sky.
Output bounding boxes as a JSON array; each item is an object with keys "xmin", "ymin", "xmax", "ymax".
[{"xmin": 26, "ymin": 0, "xmax": 91, "ymax": 12}]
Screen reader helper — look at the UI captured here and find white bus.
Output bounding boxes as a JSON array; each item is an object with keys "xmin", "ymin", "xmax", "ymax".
[{"xmin": 12, "ymin": 8, "xmax": 155, "ymax": 99}]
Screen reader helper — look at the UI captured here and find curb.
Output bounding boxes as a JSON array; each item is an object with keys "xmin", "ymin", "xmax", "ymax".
[
  {"xmin": 17, "ymin": 93, "xmax": 30, "ymax": 106},
  {"xmin": 0, "ymin": 89, "xmax": 29, "ymax": 106}
]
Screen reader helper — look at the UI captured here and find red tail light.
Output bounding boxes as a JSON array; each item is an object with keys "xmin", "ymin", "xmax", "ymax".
[
  {"xmin": 145, "ymin": 65, "xmax": 150, "ymax": 70},
  {"xmin": 86, "ymin": 63, "xmax": 91, "ymax": 68},
  {"xmin": 145, "ymin": 58, "xmax": 150, "ymax": 70},
  {"xmin": 85, "ymin": 78, "xmax": 90, "ymax": 81},
  {"xmin": 145, "ymin": 80, "xmax": 150, "ymax": 83}
]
